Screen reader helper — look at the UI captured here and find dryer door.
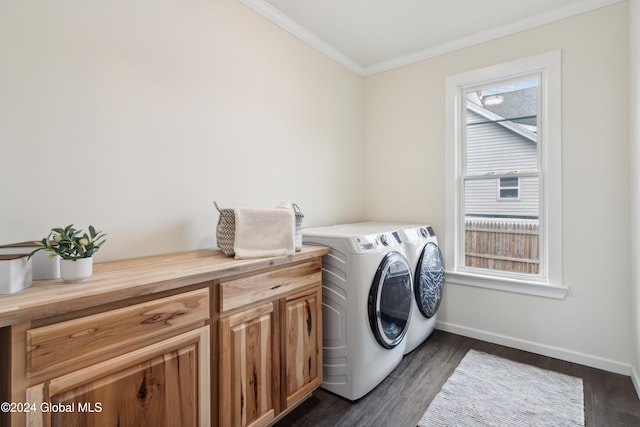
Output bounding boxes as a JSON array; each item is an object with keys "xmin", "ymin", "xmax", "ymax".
[
  {"xmin": 414, "ymin": 242, "xmax": 445, "ymax": 318},
  {"xmin": 368, "ymin": 252, "xmax": 412, "ymax": 349}
]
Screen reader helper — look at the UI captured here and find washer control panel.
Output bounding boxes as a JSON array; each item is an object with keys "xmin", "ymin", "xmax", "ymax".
[{"xmin": 352, "ymin": 232, "xmax": 402, "ymax": 253}]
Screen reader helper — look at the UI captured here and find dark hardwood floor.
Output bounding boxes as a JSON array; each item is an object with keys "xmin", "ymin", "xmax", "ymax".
[{"xmin": 275, "ymin": 330, "xmax": 640, "ymax": 427}]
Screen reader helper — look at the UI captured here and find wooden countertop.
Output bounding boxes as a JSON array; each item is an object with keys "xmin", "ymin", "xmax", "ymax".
[{"xmin": 0, "ymin": 245, "xmax": 329, "ymax": 328}]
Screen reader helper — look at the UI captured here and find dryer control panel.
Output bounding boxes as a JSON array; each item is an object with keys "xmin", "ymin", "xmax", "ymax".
[{"xmin": 422, "ymin": 226, "xmax": 435, "ymax": 237}]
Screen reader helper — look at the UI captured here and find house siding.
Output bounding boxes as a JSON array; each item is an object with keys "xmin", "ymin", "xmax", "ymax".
[
  {"xmin": 465, "ymin": 111, "xmax": 537, "ymax": 174},
  {"xmin": 465, "ymin": 110, "xmax": 538, "ymax": 218},
  {"xmin": 464, "ymin": 176, "xmax": 539, "ymax": 218}
]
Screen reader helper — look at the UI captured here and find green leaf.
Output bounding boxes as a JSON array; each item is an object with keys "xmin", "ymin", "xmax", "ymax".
[{"xmin": 36, "ymin": 224, "xmax": 106, "ymax": 260}]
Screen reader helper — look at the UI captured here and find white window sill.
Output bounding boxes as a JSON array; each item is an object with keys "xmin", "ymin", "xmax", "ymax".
[{"xmin": 445, "ymin": 270, "xmax": 568, "ymax": 299}]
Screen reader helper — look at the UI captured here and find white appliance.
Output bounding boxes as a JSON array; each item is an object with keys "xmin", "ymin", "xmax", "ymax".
[
  {"xmin": 331, "ymin": 223, "xmax": 445, "ymax": 354},
  {"xmin": 301, "ymin": 226, "xmax": 413, "ymax": 400},
  {"xmin": 397, "ymin": 225, "xmax": 444, "ymax": 354}
]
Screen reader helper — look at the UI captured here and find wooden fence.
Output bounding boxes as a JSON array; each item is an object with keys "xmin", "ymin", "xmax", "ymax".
[{"xmin": 465, "ymin": 218, "xmax": 539, "ymax": 274}]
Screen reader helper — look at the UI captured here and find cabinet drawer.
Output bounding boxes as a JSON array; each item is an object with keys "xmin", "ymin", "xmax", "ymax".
[
  {"xmin": 27, "ymin": 288, "xmax": 209, "ymax": 376},
  {"xmin": 220, "ymin": 260, "xmax": 321, "ymax": 313}
]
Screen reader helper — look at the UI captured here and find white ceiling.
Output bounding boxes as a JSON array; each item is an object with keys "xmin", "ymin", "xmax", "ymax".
[{"xmin": 240, "ymin": 0, "xmax": 623, "ymax": 75}]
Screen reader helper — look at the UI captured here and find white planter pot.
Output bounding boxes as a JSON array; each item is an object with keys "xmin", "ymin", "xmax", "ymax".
[
  {"xmin": 60, "ymin": 257, "xmax": 93, "ymax": 283},
  {"xmin": 32, "ymin": 252, "xmax": 61, "ymax": 280}
]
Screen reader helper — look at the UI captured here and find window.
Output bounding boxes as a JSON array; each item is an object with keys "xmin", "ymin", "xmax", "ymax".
[
  {"xmin": 499, "ymin": 177, "xmax": 519, "ymax": 200},
  {"xmin": 445, "ymin": 51, "xmax": 566, "ymax": 299}
]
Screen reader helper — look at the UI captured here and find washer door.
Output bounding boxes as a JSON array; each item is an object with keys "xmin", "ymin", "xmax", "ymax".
[
  {"xmin": 414, "ymin": 242, "xmax": 445, "ymax": 318},
  {"xmin": 368, "ymin": 252, "xmax": 412, "ymax": 349}
]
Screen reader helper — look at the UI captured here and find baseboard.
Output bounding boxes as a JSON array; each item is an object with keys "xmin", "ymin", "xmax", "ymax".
[
  {"xmin": 436, "ymin": 321, "xmax": 633, "ymax": 376},
  {"xmin": 631, "ymin": 365, "xmax": 640, "ymax": 400}
]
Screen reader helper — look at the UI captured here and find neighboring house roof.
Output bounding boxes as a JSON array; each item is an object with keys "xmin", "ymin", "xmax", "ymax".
[
  {"xmin": 480, "ymin": 87, "xmax": 537, "ymax": 126},
  {"xmin": 467, "ymin": 87, "xmax": 538, "ymax": 143}
]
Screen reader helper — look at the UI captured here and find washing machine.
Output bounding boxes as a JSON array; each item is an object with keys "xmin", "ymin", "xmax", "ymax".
[
  {"xmin": 334, "ymin": 223, "xmax": 445, "ymax": 354},
  {"xmin": 301, "ymin": 226, "xmax": 413, "ymax": 400}
]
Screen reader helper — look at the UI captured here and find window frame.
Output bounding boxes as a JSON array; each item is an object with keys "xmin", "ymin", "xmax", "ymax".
[
  {"xmin": 498, "ymin": 177, "xmax": 520, "ymax": 200},
  {"xmin": 444, "ymin": 51, "xmax": 566, "ymax": 299}
]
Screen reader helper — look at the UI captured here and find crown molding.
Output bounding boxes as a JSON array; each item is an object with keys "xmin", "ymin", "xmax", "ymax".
[
  {"xmin": 363, "ymin": 0, "xmax": 623, "ymax": 76},
  {"xmin": 240, "ymin": 0, "xmax": 365, "ymax": 75},
  {"xmin": 241, "ymin": 0, "xmax": 624, "ymax": 77}
]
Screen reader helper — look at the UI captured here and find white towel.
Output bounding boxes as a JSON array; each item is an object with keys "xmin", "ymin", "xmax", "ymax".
[{"xmin": 233, "ymin": 208, "xmax": 295, "ymax": 259}]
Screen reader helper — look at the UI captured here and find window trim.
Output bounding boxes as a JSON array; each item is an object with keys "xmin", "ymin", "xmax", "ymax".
[
  {"xmin": 444, "ymin": 51, "xmax": 566, "ymax": 299},
  {"xmin": 498, "ymin": 177, "xmax": 520, "ymax": 200}
]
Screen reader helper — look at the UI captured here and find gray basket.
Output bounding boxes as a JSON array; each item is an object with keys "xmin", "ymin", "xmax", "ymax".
[
  {"xmin": 292, "ymin": 203, "xmax": 304, "ymax": 251},
  {"xmin": 214, "ymin": 201, "xmax": 236, "ymax": 256},
  {"xmin": 214, "ymin": 201, "xmax": 304, "ymax": 256}
]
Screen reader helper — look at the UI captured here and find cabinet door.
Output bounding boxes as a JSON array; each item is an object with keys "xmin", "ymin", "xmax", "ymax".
[
  {"xmin": 219, "ymin": 302, "xmax": 277, "ymax": 427},
  {"xmin": 27, "ymin": 327, "xmax": 210, "ymax": 427},
  {"xmin": 283, "ymin": 286, "xmax": 322, "ymax": 409}
]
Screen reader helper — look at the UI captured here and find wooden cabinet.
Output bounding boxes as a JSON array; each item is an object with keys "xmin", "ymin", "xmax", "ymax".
[
  {"xmin": 0, "ymin": 246, "xmax": 329, "ymax": 427},
  {"xmin": 7, "ymin": 288, "xmax": 211, "ymax": 427},
  {"xmin": 219, "ymin": 260, "xmax": 323, "ymax": 427},
  {"xmin": 219, "ymin": 302, "xmax": 277, "ymax": 427},
  {"xmin": 27, "ymin": 327, "xmax": 210, "ymax": 427},
  {"xmin": 282, "ymin": 287, "xmax": 321, "ymax": 409}
]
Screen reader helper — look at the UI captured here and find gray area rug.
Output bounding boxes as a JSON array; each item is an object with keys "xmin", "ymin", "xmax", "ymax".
[{"xmin": 418, "ymin": 350, "xmax": 584, "ymax": 427}]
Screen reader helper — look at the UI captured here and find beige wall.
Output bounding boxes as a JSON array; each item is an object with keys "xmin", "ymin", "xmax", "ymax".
[
  {"xmin": 364, "ymin": 3, "xmax": 632, "ymax": 369},
  {"xmin": 0, "ymin": 0, "xmax": 636, "ymax": 377},
  {"xmin": 0, "ymin": 0, "xmax": 364, "ymax": 261},
  {"xmin": 630, "ymin": 0, "xmax": 640, "ymax": 385}
]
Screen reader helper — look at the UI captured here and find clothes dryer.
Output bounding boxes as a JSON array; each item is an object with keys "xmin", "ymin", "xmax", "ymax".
[
  {"xmin": 397, "ymin": 225, "xmax": 444, "ymax": 354},
  {"xmin": 301, "ymin": 226, "xmax": 412, "ymax": 400}
]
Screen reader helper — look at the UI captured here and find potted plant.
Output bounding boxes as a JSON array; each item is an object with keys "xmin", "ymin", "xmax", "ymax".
[{"xmin": 31, "ymin": 225, "xmax": 107, "ymax": 282}]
